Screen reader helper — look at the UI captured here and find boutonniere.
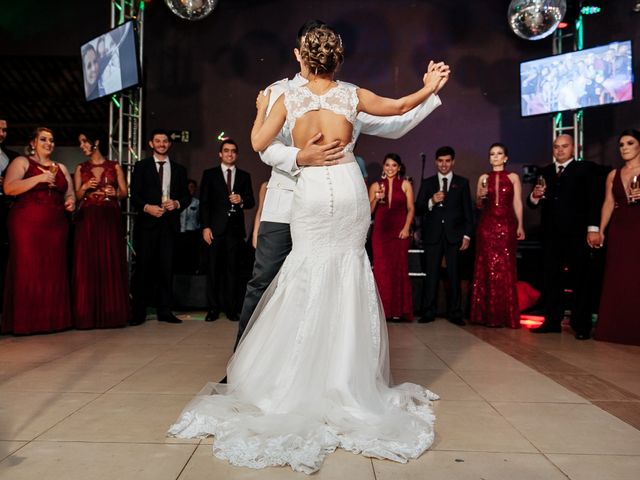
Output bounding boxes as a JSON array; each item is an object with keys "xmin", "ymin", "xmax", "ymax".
[{"xmin": 450, "ymin": 183, "xmax": 459, "ymax": 190}]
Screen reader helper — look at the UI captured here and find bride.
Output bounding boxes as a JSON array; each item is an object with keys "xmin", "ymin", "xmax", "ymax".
[{"xmin": 169, "ymin": 26, "xmax": 449, "ymax": 474}]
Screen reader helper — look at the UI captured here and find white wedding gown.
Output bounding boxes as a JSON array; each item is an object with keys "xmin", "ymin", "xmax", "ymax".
[{"xmin": 168, "ymin": 83, "xmax": 438, "ymax": 474}]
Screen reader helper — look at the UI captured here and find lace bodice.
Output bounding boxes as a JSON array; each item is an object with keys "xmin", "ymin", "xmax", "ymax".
[{"xmin": 284, "ymin": 82, "xmax": 359, "ymax": 153}]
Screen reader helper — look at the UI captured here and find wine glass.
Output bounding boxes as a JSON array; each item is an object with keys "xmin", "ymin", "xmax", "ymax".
[
  {"xmin": 480, "ymin": 176, "xmax": 488, "ymax": 200},
  {"xmin": 161, "ymin": 187, "xmax": 170, "ymax": 205},
  {"xmin": 629, "ymin": 175, "xmax": 639, "ymax": 204},
  {"xmin": 47, "ymin": 162, "xmax": 59, "ymax": 194},
  {"xmin": 536, "ymin": 175, "xmax": 547, "ymax": 199}
]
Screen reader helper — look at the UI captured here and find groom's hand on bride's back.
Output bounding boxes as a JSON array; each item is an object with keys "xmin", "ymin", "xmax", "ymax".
[{"xmin": 296, "ymin": 133, "xmax": 344, "ymax": 167}]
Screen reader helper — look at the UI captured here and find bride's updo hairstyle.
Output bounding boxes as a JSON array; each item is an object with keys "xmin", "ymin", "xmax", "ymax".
[{"xmin": 300, "ymin": 26, "xmax": 344, "ymax": 75}]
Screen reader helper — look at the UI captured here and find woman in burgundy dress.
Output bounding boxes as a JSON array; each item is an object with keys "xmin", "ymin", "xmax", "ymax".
[
  {"xmin": 72, "ymin": 132, "xmax": 130, "ymax": 329},
  {"xmin": 470, "ymin": 143, "xmax": 525, "ymax": 328},
  {"xmin": 595, "ymin": 129, "xmax": 640, "ymax": 345},
  {"xmin": 1, "ymin": 127, "xmax": 75, "ymax": 334},
  {"xmin": 369, "ymin": 154, "xmax": 415, "ymax": 321}
]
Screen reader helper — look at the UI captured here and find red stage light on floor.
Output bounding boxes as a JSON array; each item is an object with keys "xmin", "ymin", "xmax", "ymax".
[
  {"xmin": 520, "ymin": 315, "xmax": 545, "ymax": 328},
  {"xmin": 558, "ymin": 21, "xmax": 569, "ymax": 29}
]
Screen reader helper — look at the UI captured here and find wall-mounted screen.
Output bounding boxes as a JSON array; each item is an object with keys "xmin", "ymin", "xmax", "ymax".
[
  {"xmin": 80, "ymin": 21, "xmax": 139, "ymax": 101},
  {"xmin": 520, "ymin": 40, "xmax": 633, "ymax": 117}
]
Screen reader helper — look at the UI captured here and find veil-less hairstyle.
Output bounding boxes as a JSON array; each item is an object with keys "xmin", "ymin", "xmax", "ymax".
[{"xmin": 300, "ymin": 26, "xmax": 344, "ymax": 75}]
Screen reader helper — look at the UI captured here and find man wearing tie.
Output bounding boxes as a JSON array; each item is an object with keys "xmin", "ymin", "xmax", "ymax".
[
  {"xmin": 527, "ymin": 134, "xmax": 603, "ymax": 340},
  {"xmin": 0, "ymin": 118, "xmax": 19, "ymax": 312},
  {"xmin": 200, "ymin": 139, "xmax": 255, "ymax": 322},
  {"xmin": 416, "ymin": 146, "xmax": 473, "ymax": 325},
  {"xmin": 130, "ymin": 129, "xmax": 190, "ymax": 325}
]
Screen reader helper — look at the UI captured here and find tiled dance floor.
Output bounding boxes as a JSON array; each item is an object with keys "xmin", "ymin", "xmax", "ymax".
[{"xmin": 1, "ymin": 317, "xmax": 638, "ymax": 479}]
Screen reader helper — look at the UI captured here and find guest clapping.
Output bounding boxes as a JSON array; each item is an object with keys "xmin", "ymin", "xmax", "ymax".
[
  {"xmin": 72, "ymin": 132, "xmax": 130, "ymax": 329},
  {"xmin": 1, "ymin": 127, "xmax": 75, "ymax": 334},
  {"xmin": 594, "ymin": 129, "xmax": 640, "ymax": 345},
  {"xmin": 470, "ymin": 143, "xmax": 524, "ymax": 328},
  {"xmin": 369, "ymin": 154, "xmax": 415, "ymax": 321}
]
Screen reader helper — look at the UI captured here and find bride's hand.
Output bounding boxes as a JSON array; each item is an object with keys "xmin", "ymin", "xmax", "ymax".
[
  {"xmin": 256, "ymin": 89, "xmax": 271, "ymax": 112},
  {"xmin": 422, "ymin": 61, "xmax": 449, "ymax": 93}
]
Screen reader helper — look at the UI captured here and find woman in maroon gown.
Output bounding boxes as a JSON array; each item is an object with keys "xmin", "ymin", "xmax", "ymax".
[
  {"xmin": 595, "ymin": 129, "xmax": 640, "ymax": 345},
  {"xmin": 1, "ymin": 127, "xmax": 75, "ymax": 334},
  {"xmin": 72, "ymin": 132, "xmax": 130, "ymax": 329},
  {"xmin": 470, "ymin": 143, "xmax": 525, "ymax": 328},
  {"xmin": 369, "ymin": 154, "xmax": 415, "ymax": 321}
]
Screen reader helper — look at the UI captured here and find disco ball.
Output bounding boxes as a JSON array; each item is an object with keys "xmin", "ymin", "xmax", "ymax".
[
  {"xmin": 165, "ymin": 0, "xmax": 218, "ymax": 21},
  {"xmin": 507, "ymin": 0, "xmax": 567, "ymax": 40}
]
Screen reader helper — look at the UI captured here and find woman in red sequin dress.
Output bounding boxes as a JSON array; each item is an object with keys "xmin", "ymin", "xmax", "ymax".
[
  {"xmin": 1, "ymin": 127, "xmax": 75, "ymax": 334},
  {"xmin": 594, "ymin": 129, "xmax": 640, "ymax": 345},
  {"xmin": 470, "ymin": 143, "xmax": 524, "ymax": 328},
  {"xmin": 72, "ymin": 132, "xmax": 130, "ymax": 329},
  {"xmin": 369, "ymin": 154, "xmax": 415, "ymax": 321}
]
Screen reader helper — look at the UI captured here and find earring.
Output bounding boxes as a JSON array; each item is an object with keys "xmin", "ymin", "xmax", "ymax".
[
  {"xmin": 92, "ymin": 144, "xmax": 97, "ymax": 151},
  {"xmin": 28, "ymin": 146, "xmax": 35, "ymax": 155}
]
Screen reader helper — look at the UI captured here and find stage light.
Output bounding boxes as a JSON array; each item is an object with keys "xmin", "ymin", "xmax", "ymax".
[
  {"xmin": 520, "ymin": 315, "xmax": 545, "ymax": 328},
  {"xmin": 633, "ymin": 1, "xmax": 640, "ymax": 13},
  {"xmin": 580, "ymin": 1, "xmax": 602, "ymax": 15},
  {"xmin": 217, "ymin": 131, "xmax": 227, "ymax": 141}
]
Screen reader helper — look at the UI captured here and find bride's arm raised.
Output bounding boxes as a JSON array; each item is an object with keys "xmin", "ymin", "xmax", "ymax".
[
  {"xmin": 357, "ymin": 61, "xmax": 449, "ymax": 117},
  {"xmin": 251, "ymin": 91, "xmax": 287, "ymax": 152}
]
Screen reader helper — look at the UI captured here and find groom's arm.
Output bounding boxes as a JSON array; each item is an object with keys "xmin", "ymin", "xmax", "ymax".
[{"xmin": 357, "ymin": 94, "xmax": 442, "ymax": 139}]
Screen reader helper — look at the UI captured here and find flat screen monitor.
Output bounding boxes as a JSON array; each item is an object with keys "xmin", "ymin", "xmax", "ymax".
[
  {"xmin": 80, "ymin": 21, "xmax": 139, "ymax": 101},
  {"xmin": 520, "ymin": 40, "xmax": 633, "ymax": 117}
]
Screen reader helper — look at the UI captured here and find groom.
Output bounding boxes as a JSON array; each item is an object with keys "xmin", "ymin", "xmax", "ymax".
[{"xmin": 229, "ymin": 20, "xmax": 449, "ymax": 356}]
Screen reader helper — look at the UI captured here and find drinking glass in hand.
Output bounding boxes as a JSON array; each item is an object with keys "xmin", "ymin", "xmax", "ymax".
[
  {"xmin": 377, "ymin": 181, "xmax": 386, "ymax": 204},
  {"xmin": 630, "ymin": 175, "xmax": 639, "ymax": 204},
  {"xmin": 102, "ymin": 174, "xmax": 111, "ymax": 201},
  {"xmin": 536, "ymin": 175, "xmax": 546, "ymax": 199},
  {"xmin": 228, "ymin": 191, "xmax": 237, "ymax": 216}
]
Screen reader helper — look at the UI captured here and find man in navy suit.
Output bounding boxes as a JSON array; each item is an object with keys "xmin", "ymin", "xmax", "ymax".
[
  {"xmin": 200, "ymin": 139, "xmax": 255, "ymax": 322},
  {"xmin": 130, "ymin": 129, "xmax": 190, "ymax": 325},
  {"xmin": 415, "ymin": 146, "xmax": 473, "ymax": 325}
]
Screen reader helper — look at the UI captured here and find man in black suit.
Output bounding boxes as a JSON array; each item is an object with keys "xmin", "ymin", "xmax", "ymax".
[
  {"xmin": 130, "ymin": 129, "xmax": 190, "ymax": 325},
  {"xmin": 527, "ymin": 134, "xmax": 603, "ymax": 340},
  {"xmin": 0, "ymin": 118, "xmax": 19, "ymax": 313},
  {"xmin": 200, "ymin": 139, "xmax": 255, "ymax": 322},
  {"xmin": 415, "ymin": 146, "xmax": 473, "ymax": 325}
]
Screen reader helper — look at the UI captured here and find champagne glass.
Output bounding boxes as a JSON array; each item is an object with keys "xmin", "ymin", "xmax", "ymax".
[
  {"xmin": 630, "ymin": 175, "xmax": 639, "ymax": 204},
  {"xmin": 228, "ymin": 191, "xmax": 237, "ymax": 216},
  {"xmin": 161, "ymin": 187, "xmax": 170, "ymax": 205},
  {"xmin": 480, "ymin": 176, "xmax": 488, "ymax": 200},
  {"xmin": 48, "ymin": 162, "xmax": 59, "ymax": 194},
  {"xmin": 536, "ymin": 175, "xmax": 546, "ymax": 199},
  {"xmin": 102, "ymin": 172, "xmax": 111, "ymax": 201},
  {"xmin": 377, "ymin": 174, "xmax": 387, "ymax": 204}
]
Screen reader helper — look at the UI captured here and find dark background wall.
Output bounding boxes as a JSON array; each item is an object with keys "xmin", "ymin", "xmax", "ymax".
[{"xmin": 1, "ymin": 0, "xmax": 639, "ymax": 226}]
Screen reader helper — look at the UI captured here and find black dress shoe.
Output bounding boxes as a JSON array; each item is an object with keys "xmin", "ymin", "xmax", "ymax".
[
  {"xmin": 418, "ymin": 316, "xmax": 435, "ymax": 324},
  {"xmin": 226, "ymin": 313, "xmax": 240, "ymax": 322},
  {"xmin": 449, "ymin": 317, "xmax": 466, "ymax": 326},
  {"xmin": 531, "ymin": 322, "xmax": 561, "ymax": 334},
  {"xmin": 129, "ymin": 318, "xmax": 146, "ymax": 326},
  {"xmin": 158, "ymin": 313, "xmax": 183, "ymax": 324},
  {"xmin": 205, "ymin": 311, "xmax": 220, "ymax": 322},
  {"xmin": 575, "ymin": 331, "xmax": 591, "ymax": 340}
]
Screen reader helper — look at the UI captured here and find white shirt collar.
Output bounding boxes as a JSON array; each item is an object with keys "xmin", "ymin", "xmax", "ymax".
[
  {"xmin": 437, "ymin": 172, "xmax": 453, "ymax": 182},
  {"xmin": 153, "ymin": 155, "xmax": 169, "ymax": 164},
  {"xmin": 554, "ymin": 158, "xmax": 573, "ymax": 171},
  {"xmin": 222, "ymin": 164, "xmax": 236, "ymax": 173}
]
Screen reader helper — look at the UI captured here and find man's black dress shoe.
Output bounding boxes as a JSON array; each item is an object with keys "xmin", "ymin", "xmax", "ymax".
[
  {"xmin": 418, "ymin": 316, "xmax": 435, "ymax": 324},
  {"xmin": 205, "ymin": 311, "xmax": 220, "ymax": 322},
  {"xmin": 227, "ymin": 313, "xmax": 240, "ymax": 322},
  {"xmin": 158, "ymin": 313, "xmax": 183, "ymax": 324},
  {"xmin": 449, "ymin": 317, "xmax": 466, "ymax": 326},
  {"xmin": 575, "ymin": 331, "xmax": 591, "ymax": 340},
  {"xmin": 531, "ymin": 322, "xmax": 561, "ymax": 334},
  {"xmin": 129, "ymin": 318, "xmax": 146, "ymax": 326}
]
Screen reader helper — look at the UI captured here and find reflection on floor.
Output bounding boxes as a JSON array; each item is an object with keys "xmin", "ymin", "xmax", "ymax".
[{"xmin": 0, "ymin": 317, "xmax": 639, "ymax": 479}]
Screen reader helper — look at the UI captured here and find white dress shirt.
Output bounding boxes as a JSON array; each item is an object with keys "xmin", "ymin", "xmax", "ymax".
[
  {"xmin": 427, "ymin": 172, "xmax": 453, "ymax": 210},
  {"xmin": 154, "ymin": 155, "xmax": 171, "ymax": 197},
  {"xmin": 221, "ymin": 164, "xmax": 236, "ymax": 191},
  {"xmin": 258, "ymin": 73, "xmax": 443, "ymax": 224}
]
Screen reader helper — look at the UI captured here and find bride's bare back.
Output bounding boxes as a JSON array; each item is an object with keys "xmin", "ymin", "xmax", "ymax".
[{"xmin": 291, "ymin": 109, "xmax": 353, "ymax": 150}]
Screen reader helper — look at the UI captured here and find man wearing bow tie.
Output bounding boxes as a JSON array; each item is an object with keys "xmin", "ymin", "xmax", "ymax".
[
  {"xmin": 527, "ymin": 134, "xmax": 603, "ymax": 340},
  {"xmin": 416, "ymin": 146, "xmax": 473, "ymax": 325},
  {"xmin": 130, "ymin": 129, "xmax": 190, "ymax": 325}
]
